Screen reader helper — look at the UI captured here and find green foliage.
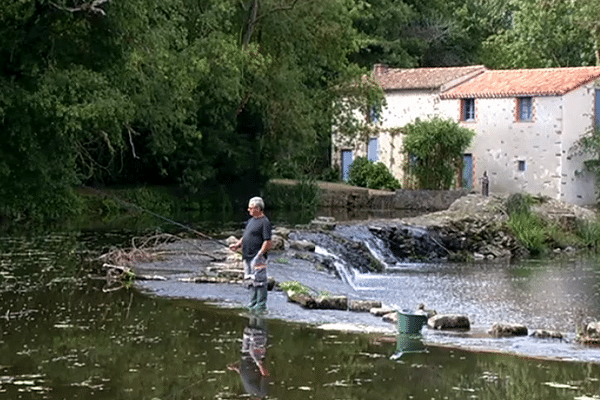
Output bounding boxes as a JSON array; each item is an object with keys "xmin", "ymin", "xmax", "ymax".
[
  {"xmin": 279, "ymin": 281, "xmax": 311, "ymax": 295},
  {"xmin": 571, "ymin": 127, "xmax": 600, "ymax": 204},
  {"xmin": 575, "ymin": 219, "xmax": 600, "ymax": 248},
  {"xmin": 264, "ymin": 177, "xmax": 321, "ymax": 212},
  {"xmin": 507, "ymin": 211, "xmax": 547, "ymax": 255},
  {"xmin": 504, "ymin": 193, "xmax": 600, "ymax": 254},
  {"xmin": 481, "ymin": 0, "xmax": 596, "ymax": 68},
  {"xmin": 505, "ymin": 193, "xmax": 535, "ymax": 216},
  {"xmin": 347, "ymin": 157, "xmax": 400, "ymax": 190},
  {"xmin": 0, "ymin": 0, "xmax": 377, "ymax": 223},
  {"xmin": 350, "ymin": 0, "xmax": 514, "ymax": 68},
  {"xmin": 402, "ymin": 117, "xmax": 475, "ymax": 190}
]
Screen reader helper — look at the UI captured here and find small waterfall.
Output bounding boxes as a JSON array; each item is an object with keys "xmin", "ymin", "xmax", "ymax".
[
  {"xmin": 335, "ymin": 225, "xmax": 398, "ymax": 269},
  {"xmin": 291, "ymin": 224, "xmax": 405, "ymax": 292},
  {"xmin": 315, "ymin": 245, "xmax": 359, "ymax": 290}
]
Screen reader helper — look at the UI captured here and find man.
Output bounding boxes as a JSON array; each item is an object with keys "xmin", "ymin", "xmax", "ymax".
[{"xmin": 229, "ymin": 197, "xmax": 272, "ymax": 312}]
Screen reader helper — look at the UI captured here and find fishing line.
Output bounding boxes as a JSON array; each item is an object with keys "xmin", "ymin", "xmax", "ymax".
[{"xmin": 81, "ymin": 185, "xmax": 229, "ymax": 247}]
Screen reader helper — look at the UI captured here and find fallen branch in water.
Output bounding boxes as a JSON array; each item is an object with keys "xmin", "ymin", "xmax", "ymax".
[
  {"xmin": 98, "ymin": 233, "xmax": 218, "ymax": 267},
  {"xmin": 102, "ymin": 263, "xmax": 135, "ymax": 292}
]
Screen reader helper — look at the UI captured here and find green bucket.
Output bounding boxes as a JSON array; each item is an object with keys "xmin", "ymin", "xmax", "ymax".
[{"xmin": 397, "ymin": 310, "xmax": 428, "ymax": 334}]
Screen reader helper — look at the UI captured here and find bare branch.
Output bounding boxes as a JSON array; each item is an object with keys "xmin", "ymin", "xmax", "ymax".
[
  {"xmin": 50, "ymin": 0, "xmax": 110, "ymax": 16},
  {"xmin": 125, "ymin": 124, "xmax": 140, "ymax": 159}
]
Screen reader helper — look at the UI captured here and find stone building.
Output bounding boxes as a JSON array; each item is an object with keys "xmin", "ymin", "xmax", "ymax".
[{"xmin": 333, "ymin": 65, "xmax": 600, "ymax": 205}]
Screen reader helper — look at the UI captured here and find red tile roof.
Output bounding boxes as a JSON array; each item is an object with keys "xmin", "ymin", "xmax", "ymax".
[
  {"xmin": 372, "ymin": 64, "xmax": 487, "ymax": 90},
  {"xmin": 441, "ymin": 67, "xmax": 600, "ymax": 99}
]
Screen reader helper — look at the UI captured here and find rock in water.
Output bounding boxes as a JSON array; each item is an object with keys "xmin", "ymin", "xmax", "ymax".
[{"xmin": 489, "ymin": 322, "xmax": 527, "ymax": 337}]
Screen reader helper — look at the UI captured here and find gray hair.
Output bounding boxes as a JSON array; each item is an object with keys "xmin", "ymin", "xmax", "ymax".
[{"xmin": 248, "ymin": 196, "xmax": 265, "ymax": 211}]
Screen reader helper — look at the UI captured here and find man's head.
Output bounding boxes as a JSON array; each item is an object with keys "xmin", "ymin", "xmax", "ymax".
[{"xmin": 248, "ymin": 197, "xmax": 265, "ymax": 216}]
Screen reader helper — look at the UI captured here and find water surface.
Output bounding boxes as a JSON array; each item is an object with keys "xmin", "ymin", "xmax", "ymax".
[{"xmin": 1, "ymin": 231, "xmax": 600, "ymax": 399}]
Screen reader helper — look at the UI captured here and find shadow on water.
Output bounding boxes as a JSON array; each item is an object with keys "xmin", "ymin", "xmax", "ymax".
[{"xmin": 1, "ymin": 231, "xmax": 600, "ymax": 399}]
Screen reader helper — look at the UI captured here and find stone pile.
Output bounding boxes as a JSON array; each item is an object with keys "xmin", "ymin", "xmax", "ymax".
[{"xmin": 369, "ymin": 218, "xmax": 527, "ymax": 262}]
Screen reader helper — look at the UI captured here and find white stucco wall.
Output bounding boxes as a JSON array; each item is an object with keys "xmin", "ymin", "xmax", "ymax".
[
  {"xmin": 448, "ymin": 96, "xmax": 565, "ymax": 200},
  {"xmin": 441, "ymin": 85, "xmax": 598, "ymax": 205},
  {"xmin": 377, "ymin": 90, "xmax": 440, "ymax": 182},
  {"xmin": 381, "ymin": 90, "xmax": 439, "ymax": 126},
  {"xmin": 561, "ymin": 84, "xmax": 598, "ymax": 205}
]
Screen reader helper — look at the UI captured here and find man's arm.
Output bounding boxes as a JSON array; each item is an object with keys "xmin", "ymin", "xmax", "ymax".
[
  {"xmin": 229, "ymin": 238, "xmax": 243, "ymax": 252},
  {"xmin": 258, "ymin": 240, "xmax": 271, "ymax": 256}
]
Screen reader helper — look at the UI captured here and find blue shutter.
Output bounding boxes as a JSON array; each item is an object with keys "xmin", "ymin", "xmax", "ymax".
[
  {"xmin": 462, "ymin": 154, "xmax": 473, "ymax": 188},
  {"xmin": 342, "ymin": 150, "xmax": 353, "ymax": 181},
  {"xmin": 368, "ymin": 138, "xmax": 379, "ymax": 162}
]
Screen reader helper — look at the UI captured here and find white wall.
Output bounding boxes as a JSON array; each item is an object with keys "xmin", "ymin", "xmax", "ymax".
[
  {"xmin": 440, "ymin": 86, "xmax": 598, "ymax": 205},
  {"xmin": 449, "ymin": 96, "xmax": 564, "ymax": 199},
  {"xmin": 378, "ymin": 90, "xmax": 440, "ymax": 182},
  {"xmin": 561, "ymin": 84, "xmax": 598, "ymax": 205}
]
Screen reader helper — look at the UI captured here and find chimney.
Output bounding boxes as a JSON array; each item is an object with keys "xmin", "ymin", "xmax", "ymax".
[{"xmin": 373, "ymin": 63, "xmax": 388, "ymax": 76}]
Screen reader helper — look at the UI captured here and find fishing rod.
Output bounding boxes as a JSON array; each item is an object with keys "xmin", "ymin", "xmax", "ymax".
[{"xmin": 81, "ymin": 185, "xmax": 230, "ymax": 247}]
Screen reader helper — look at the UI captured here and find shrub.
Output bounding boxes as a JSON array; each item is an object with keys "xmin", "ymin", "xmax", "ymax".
[
  {"xmin": 402, "ymin": 117, "xmax": 476, "ymax": 189},
  {"xmin": 347, "ymin": 157, "xmax": 400, "ymax": 190},
  {"xmin": 505, "ymin": 193, "xmax": 534, "ymax": 216},
  {"xmin": 264, "ymin": 175, "xmax": 321, "ymax": 212}
]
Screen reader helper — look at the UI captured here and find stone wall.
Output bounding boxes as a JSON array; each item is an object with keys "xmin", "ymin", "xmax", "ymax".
[
  {"xmin": 393, "ymin": 189, "xmax": 471, "ymax": 211},
  {"xmin": 269, "ymin": 179, "xmax": 470, "ymax": 212},
  {"xmin": 319, "ymin": 187, "xmax": 469, "ymax": 211}
]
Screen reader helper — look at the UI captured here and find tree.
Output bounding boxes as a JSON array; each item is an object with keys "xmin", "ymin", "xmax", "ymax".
[
  {"xmin": 0, "ymin": 0, "xmax": 379, "ymax": 221},
  {"xmin": 481, "ymin": 0, "xmax": 596, "ymax": 68},
  {"xmin": 571, "ymin": 127, "xmax": 600, "ymax": 203},
  {"xmin": 574, "ymin": 0, "xmax": 600, "ymax": 65},
  {"xmin": 350, "ymin": 0, "xmax": 513, "ymax": 68},
  {"xmin": 402, "ymin": 117, "xmax": 475, "ymax": 190}
]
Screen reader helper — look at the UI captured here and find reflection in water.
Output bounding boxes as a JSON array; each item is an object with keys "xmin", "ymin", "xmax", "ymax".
[
  {"xmin": 391, "ymin": 334, "xmax": 427, "ymax": 360},
  {"xmin": 228, "ymin": 315, "xmax": 270, "ymax": 398}
]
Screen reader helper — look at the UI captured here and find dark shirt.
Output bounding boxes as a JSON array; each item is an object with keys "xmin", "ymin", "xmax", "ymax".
[{"xmin": 242, "ymin": 216, "xmax": 272, "ymax": 261}]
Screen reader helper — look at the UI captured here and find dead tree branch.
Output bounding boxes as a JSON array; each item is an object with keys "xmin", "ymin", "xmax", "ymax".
[{"xmin": 50, "ymin": 0, "xmax": 110, "ymax": 16}]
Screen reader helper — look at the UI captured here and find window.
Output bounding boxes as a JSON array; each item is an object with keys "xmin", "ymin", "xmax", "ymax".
[
  {"xmin": 461, "ymin": 98, "xmax": 475, "ymax": 121},
  {"xmin": 369, "ymin": 106, "xmax": 380, "ymax": 124},
  {"xmin": 518, "ymin": 160, "xmax": 526, "ymax": 171},
  {"xmin": 517, "ymin": 97, "xmax": 533, "ymax": 121}
]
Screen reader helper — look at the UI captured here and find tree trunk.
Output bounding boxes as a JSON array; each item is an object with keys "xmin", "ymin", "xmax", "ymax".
[{"xmin": 243, "ymin": 0, "xmax": 259, "ymax": 48}]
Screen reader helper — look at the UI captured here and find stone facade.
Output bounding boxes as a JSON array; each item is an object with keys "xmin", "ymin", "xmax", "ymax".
[{"xmin": 332, "ymin": 66, "xmax": 600, "ymax": 206}]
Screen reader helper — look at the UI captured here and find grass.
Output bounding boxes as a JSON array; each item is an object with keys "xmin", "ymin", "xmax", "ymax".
[
  {"xmin": 507, "ymin": 212, "xmax": 546, "ymax": 255},
  {"xmin": 279, "ymin": 281, "xmax": 311, "ymax": 295},
  {"xmin": 505, "ymin": 193, "xmax": 600, "ymax": 254}
]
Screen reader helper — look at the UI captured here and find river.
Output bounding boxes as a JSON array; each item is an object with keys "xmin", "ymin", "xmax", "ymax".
[{"xmin": 1, "ymin": 226, "xmax": 600, "ymax": 399}]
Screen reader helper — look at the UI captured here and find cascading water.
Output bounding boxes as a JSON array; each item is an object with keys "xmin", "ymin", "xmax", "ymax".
[
  {"xmin": 315, "ymin": 245, "xmax": 357, "ymax": 290},
  {"xmin": 291, "ymin": 224, "xmax": 400, "ymax": 292},
  {"xmin": 334, "ymin": 224, "xmax": 399, "ymax": 269}
]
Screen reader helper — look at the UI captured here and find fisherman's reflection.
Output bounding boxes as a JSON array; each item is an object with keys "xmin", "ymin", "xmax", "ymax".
[{"xmin": 227, "ymin": 316, "xmax": 269, "ymax": 398}]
